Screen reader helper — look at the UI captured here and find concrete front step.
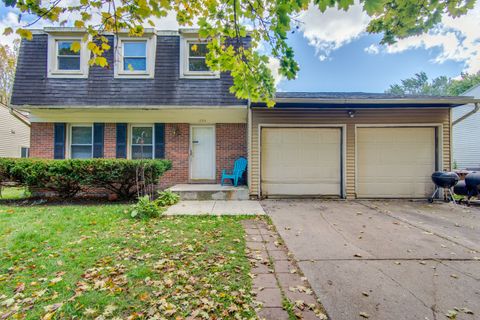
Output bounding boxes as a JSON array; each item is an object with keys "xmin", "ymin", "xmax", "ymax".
[{"xmin": 168, "ymin": 184, "xmax": 250, "ymax": 200}]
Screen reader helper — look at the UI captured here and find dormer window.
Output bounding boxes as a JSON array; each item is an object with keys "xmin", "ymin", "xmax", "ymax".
[
  {"xmin": 123, "ymin": 41, "xmax": 147, "ymax": 71},
  {"xmin": 57, "ymin": 41, "xmax": 81, "ymax": 70},
  {"xmin": 180, "ymin": 36, "xmax": 219, "ymax": 79},
  {"xmin": 115, "ymin": 35, "xmax": 156, "ymax": 78},
  {"xmin": 47, "ymin": 34, "xmax": 89, "ymax": 78}
]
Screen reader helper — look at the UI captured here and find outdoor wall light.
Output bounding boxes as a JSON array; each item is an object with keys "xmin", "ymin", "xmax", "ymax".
[
  {"xmin": 347, "ymin": 110, "xmax": 356, "ymax": 118},
  {"xmin": 172, "ymin": 125, "xmax": 180, "ymax": 136}
]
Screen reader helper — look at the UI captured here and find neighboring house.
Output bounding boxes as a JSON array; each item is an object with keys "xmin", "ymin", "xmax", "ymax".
[
  {"xmin": 10, "ymin": 27, "xmax": 478, "ymax": 199},
  {"xmin": 452, "ymin": 84, "xmax": 480, "ymax": 169},
  {"xmin": 0, "ymin": 102, "xmax": 30, "ymax": 158}
]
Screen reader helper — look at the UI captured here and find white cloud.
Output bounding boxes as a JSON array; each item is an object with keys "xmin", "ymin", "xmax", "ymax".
[
  {"xmin": 299, "ymin": 2, "xmax": 370, "ymax": 60},
  {"xmin": 364, "ymin": 43, "xmax": 379, "ymax": 54},
  {"xmin": 267, "ymin": 57, "xmax": 284, "ymax": 87},
  {"xmin": 364, "ymin": 2, "xmax": 480, "ymax": 73}
]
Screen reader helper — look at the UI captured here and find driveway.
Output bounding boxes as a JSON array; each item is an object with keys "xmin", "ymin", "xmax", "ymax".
[{"xmin": 262, "ymin": 200, "xmax": 480, "ymax": 320}]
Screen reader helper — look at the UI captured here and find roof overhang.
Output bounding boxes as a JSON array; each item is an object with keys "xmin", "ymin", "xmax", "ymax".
[{"xmin": 251, "ymin": 96, "xmax": 480, "ymax": 109}]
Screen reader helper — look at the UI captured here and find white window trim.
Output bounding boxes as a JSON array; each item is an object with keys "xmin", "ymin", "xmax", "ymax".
[
  {"xmin": 47, "ymin": 35, "xmax": 89, "ymax": 78},
  {"xmin": 115, "ymin": 36, "xmax": 156, "ymax": 79},
  {"xmin": 129, "ymin": 124, "xmax": 155, "ymax": 159},
  {"xmin": 68, "ymin": 124, "xmax": 94, "ymax": 159},
  {"xmin": 180, "ymin": 36, "xmax": 219, "ymax": 79}
]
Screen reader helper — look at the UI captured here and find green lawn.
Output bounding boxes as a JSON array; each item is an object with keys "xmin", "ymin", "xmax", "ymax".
[{"xmin": 0, "ymin": 204, "xmax": 256, "ymax": 319}]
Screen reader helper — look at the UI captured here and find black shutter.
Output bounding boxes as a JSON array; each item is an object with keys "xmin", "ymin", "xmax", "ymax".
[
  {"xmin": 93, "ymin": 123, "xmax": 104, "ymax": 158},
  {"xmin": 116, "ymin": 123, "xmax": 127, "ymax": 159},
  {"xmin": 54, "ymin": 123, "xmax": 66, "ymax": 159},
  {"xmin": 154, "ymin": 123, "xmax": 165, "ymax": 159}
]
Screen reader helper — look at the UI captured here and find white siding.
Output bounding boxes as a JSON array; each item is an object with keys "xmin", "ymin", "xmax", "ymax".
[
  {"xmin": 0, "ymin": 105, "xmax": 30, "ymax": 158},
  {"xmin": 452, "ymin": 85, "xmax": 480, "ymax": 169}
]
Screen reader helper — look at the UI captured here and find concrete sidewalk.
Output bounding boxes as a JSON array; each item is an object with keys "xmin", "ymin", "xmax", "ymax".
[{"xmin": 165, "ymin": 200, "xmax": 265, "ymax": 215}]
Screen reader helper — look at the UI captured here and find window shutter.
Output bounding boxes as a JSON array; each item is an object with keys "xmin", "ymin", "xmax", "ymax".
[
  {"xmin": 116, "ymin": 123, "xmax": 127, "ymax": 159},
  {"xmin": 54, "ymin": 123, "xmax": 66, "ymax": 159},
  {"xmin": 93, "ymin": 123, "xmax": 104, "ymax": 158},
  {"xmin": 154, "ymin": 123, "xmax": 165, "ymax": 159}
]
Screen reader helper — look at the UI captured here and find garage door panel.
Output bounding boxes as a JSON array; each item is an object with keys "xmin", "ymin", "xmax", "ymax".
[
  {"xmin": 261, "ymin": 128, "xmax": 341, "ymax": 196},
  {"xmin": 357, "ymin": 127, "xmax": 436, "ymax": 198}
]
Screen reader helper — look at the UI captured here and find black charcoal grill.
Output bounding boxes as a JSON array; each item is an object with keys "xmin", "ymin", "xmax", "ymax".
[
  {"xmin": 454, "ymin": 172, "xmax": 480, "ymax": 205},
  {"xmin": 428, "ymin": 171, "xmax": 459, "ymax": 203}
]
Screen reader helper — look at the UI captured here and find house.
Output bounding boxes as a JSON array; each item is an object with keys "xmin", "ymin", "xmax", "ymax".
[
  {"xmin": 10, "ymin": 27, "xmax": 479, "ymax": 199},
  {"xmin": 452, "ymin": 84, "xmax": 480, "ymax": 170},
  {"xmin": 0, "ymin": 102, "xmax": 30, "ymax": 158}
]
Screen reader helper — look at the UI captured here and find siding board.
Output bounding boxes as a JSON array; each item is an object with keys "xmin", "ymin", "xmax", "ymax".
[{"xmin": 251, "ymin": 108, "xmax": 451, "ymax": 198}]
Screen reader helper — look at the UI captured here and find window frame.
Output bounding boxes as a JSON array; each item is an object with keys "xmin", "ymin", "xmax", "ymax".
[
  {"xmin": 129, "ymin": 124, "xmax": 155, "ymax": 159},
  {"xmin": 20, "ymin": 147, "xmax": 29, "ymax": 158},
  {"xmin": 180, "ymin": 36, "xmax": 219, "ymax": 79},
  {"xmin": 115, "ymin": 36, "xmax": 156, "ymax": 78},
  {"xmin": 47, "ymin": 35, "xmax": 89, "ymax": 78},
  {"xmin": 68, "ymin": 124, "xmax": 94, "ymax": 159}
]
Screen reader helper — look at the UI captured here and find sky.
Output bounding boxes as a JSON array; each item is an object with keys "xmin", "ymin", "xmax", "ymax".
[{"xmin": 1, "ymin": 1, "xmax": 479, "ymax": 93}]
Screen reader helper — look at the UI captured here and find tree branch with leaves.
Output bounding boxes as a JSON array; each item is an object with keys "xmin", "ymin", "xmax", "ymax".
[{"xmin": 2, "ymin": 0, "xmax": 477, "ymax": 106}]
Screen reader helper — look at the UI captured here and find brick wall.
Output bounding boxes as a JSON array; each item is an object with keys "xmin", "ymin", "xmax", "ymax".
[
  {"xmin": 30, "ymin": 122, "xmax": 54, "ymax": 158},
  {"xmin": 216, "ymin": 123, "xmax": 248, "ymax": 182},
  {"xmin": 104, "ymin": 123, "xmax": 116, "ymax": 158},
  {"xmin": 160, "ymin": 123, "xmax": 190, "ymax": 188},
  {"xmin": 28, "ymin": 122, "xmax": 248, "ymax": 188}
]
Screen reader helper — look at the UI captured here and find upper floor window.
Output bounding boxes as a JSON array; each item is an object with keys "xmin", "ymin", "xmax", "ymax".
[
  {"xmin": 47, "ymin": 35, "xmax": 89, "ymax": 78},
  {"xmin": 70, "ymin": 124, "xmax": 93, "ymax": 159},
  {"xmin": 180, "ymin": 36, "xmax": 219, "ymax": 79},
  {"xmin": 131, "ymin": 125, "xmax": 154, "ymax": 159},
  {"xmin": 123, "ymin": 41, "xmax": 147, "ymax": 71},
  {"xmin": 115, "ymin": 35, "xmax": 156, "ymax": 78},
  {"xmin": 57, "ymin": 41, "xmax": 81, "ymax": 70}
]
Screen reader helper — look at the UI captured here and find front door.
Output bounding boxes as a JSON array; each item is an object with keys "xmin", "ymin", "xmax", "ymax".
[{"xmin": 190, "ymin": 125, "xmax": 215, "ymax": 180}]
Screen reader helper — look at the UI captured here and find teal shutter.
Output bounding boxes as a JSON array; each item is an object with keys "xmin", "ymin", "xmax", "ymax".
[
  {"xmin": 116, "ymin": 123, "xmax": 127, "ymax": 159},
  {"xmin": 54, "ymin": 123, "xmax": 66, "ymax": 159},
  {"xmin": 154, "ymin": 123, "xmax": 165, "ymax": 159},
  {"xmin": 93, "ymin": 123, "xmax": 104, "ymax": 158}
]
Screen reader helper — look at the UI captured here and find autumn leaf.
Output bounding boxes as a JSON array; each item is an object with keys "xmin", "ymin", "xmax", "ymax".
[
  {"xmin": 16, "ymin": 28, "xmax": 32, "ymax": 40},
  {"xmin": 3, "ymin": 27, "xmax": 13, "ymax": 36},
  {"xmin": 95, "ymin": 57, "xmax": 108, "ymax": 67},
  {"xmin": 70, "ymin": 41, "xmax": 81, "ymax": 53}
]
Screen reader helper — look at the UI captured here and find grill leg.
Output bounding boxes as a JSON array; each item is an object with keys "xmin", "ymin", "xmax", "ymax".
[
  {"xmin": 428, "ymin": 187, "xmax": 440, "ymax": 203},
  {"xmin": 448, "ymin": 188, "xmax": 456, "ymax": 204}
]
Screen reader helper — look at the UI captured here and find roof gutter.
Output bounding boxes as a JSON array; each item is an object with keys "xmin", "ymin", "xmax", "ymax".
[
  {"xmin": 273, "ymin": 97, "xmax": 480, "ymax": 105},
  {"xmin": 1, "ymin": 102, "xmax": 31, "ymax": 127},
  {"xmin": 452, "ymin": 102, "xmax": 479, "ymax": 126}
]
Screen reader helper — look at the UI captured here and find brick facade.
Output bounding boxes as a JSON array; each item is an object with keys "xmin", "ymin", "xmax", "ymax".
[
  {"xmin": 30, "ymin": 122, "xmax": 54, "ymax": 158},
  {"xmin": 216, "ymin": 123, "xmax": 248, "ymax": 182},
  {"xmin": 160, "ymin": 123, "xmax": 190, "ymax": 188},
  {"xmin": 29, "ymin": 122, "xmax": 248, "ymax": 189},
  {"xmin": 104, "ymin": 123, "xmax": 116, "ymax": 158}
]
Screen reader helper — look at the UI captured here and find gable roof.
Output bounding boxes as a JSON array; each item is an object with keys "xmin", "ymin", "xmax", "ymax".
[
  {"xmin": 251, "ymin": 92, "xmax": 480, "ymax": 108},
  {"xmin": 0, "ymin": 102, "xmax": 30, "ymax": 126}
]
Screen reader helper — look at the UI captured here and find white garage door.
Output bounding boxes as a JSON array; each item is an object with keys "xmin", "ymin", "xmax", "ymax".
[
  {"xmin": 261, "ymin": 128, "xmax": 341, "ymax": 197},
  {"xmin": 357, "ymin": 127, "xmax": 436, "ymax": 198}
]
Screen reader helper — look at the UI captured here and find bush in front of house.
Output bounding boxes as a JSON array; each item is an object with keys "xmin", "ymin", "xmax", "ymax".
[
  {"xmin": 82, "ymin": 159, "xmax": 172, "ymax": 199},
  {"xmin": 0, "ymin": 158, "xmax": 172, "ymax": 200}
]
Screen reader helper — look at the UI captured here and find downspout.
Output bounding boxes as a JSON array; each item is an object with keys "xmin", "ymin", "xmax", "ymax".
[
  {"xmin": 247, "ymin": 98, "xmax": 252, "ymax": 198},
  {"xmin": 452, "ymin": 102, "xmax": 479, "ymax": 126}
]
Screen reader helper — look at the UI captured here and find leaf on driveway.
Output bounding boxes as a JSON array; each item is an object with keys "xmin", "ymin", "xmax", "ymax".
[{"xmin": 359, "ymin": 311, "xmax": 370, "ymax": 318}]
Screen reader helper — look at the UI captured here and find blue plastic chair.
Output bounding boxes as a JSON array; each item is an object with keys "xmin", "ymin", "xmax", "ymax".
[{"xmin": 221, "ymin": 157, "xmax": 247, "ymax": 186}]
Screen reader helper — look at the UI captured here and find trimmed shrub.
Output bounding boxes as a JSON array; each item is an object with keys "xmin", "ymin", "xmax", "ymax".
[
  {"xmin": 82, "ymin": 159, "xmax": 171, "ymax": 199},
  {"xmin": 0, "ymin": 158, "xmax": 172, "ymax": 199}
]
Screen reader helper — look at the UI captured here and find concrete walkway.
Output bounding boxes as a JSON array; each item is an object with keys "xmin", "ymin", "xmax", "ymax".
[
  {"xmin": 263, "ymin": 200, "xmax": 480, "ymax": 320},
  {"xmin": 165, "ymin": 200, "xmax": 265, "ymax": 215}
]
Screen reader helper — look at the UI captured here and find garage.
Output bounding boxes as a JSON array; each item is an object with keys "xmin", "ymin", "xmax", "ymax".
[
  {"xmin": 356, "ymin": 127, "xmax": 437, "ymax": 198},
  {"xmin": 261, "ymin": 127, "xmax": 342, "ymax": 197}
]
